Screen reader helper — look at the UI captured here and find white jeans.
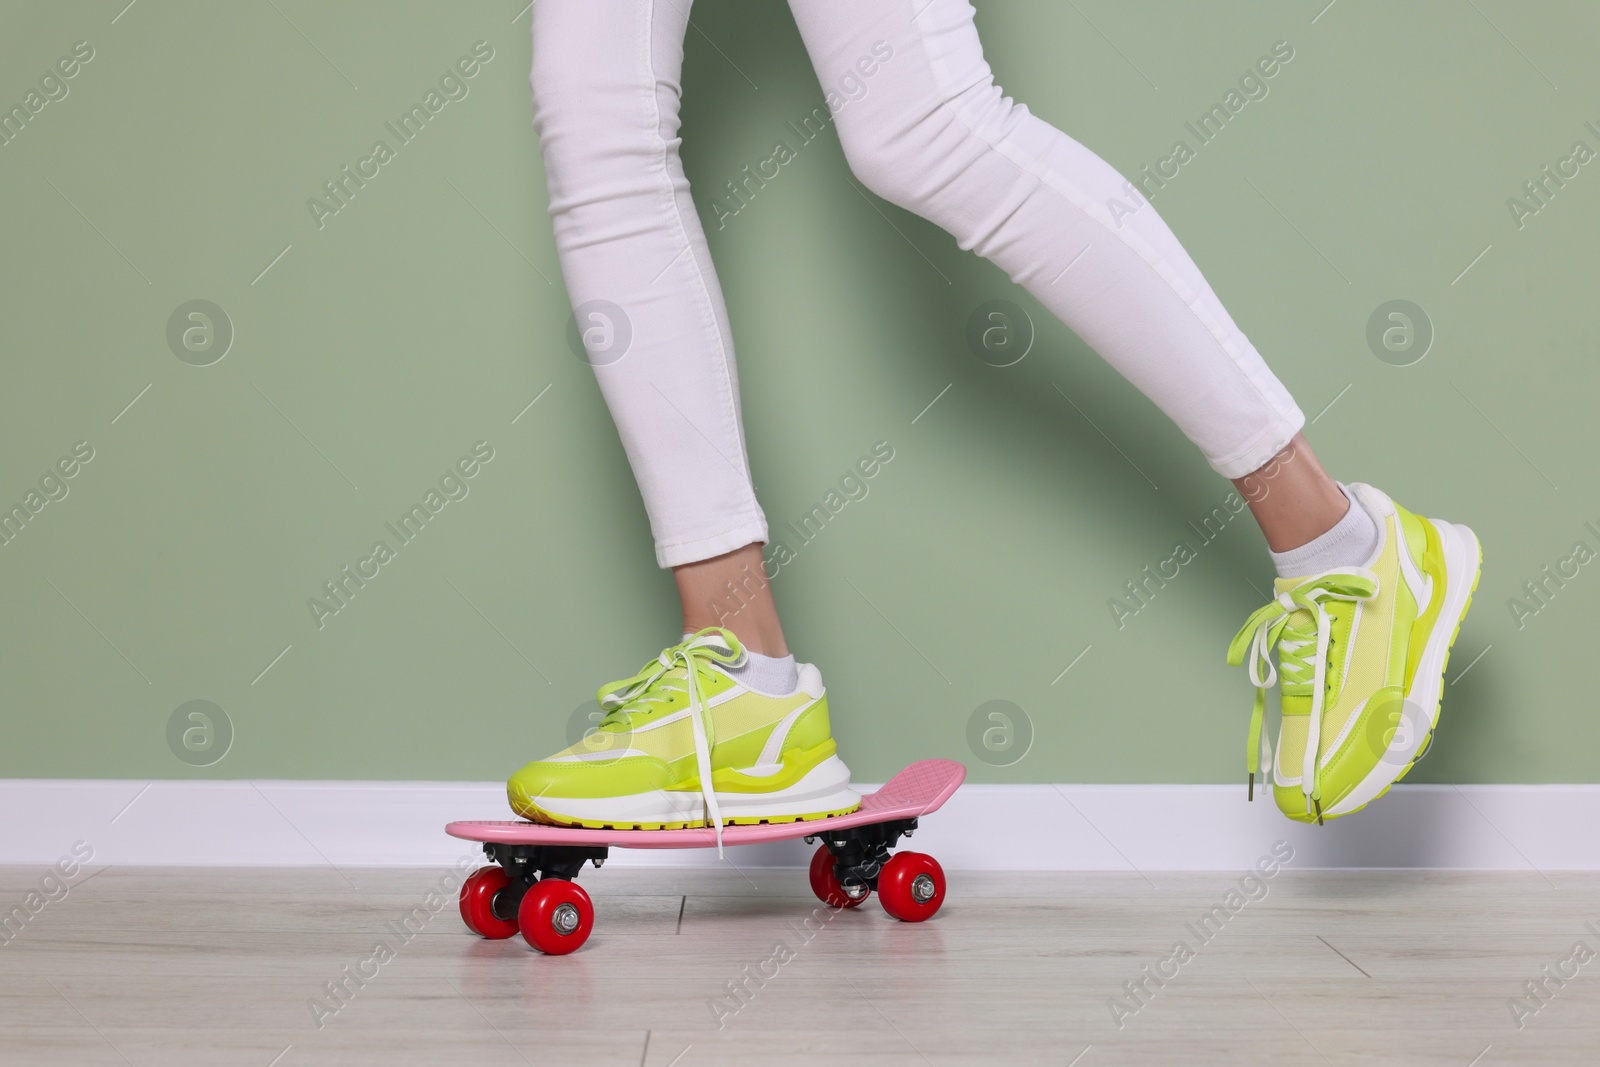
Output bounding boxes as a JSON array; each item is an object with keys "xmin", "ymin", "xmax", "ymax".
[{"xmin": 530, "ymin": 0, "xmax": 1305, "ymax": 569}]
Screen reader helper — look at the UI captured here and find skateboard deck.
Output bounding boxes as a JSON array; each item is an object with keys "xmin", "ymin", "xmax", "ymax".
[
  {"xmin": 448, "ymin": 758, "xmax": 965, "ymax": 954},
  {"xmin": 447, "ymin": 757, "xmax": 965, "ymax": 850}
]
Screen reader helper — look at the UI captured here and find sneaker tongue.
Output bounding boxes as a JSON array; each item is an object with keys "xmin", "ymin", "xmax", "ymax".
[{"xmin": 1279, "ymin": 686, "xmax": 1313, "ymax": 715}]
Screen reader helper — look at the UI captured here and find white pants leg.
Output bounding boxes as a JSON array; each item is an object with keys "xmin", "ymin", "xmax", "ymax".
[
  {"xmin": 530, "ymin": 0, "xmax": 1306, "ymax": 570},
  {"xmin": 531, "ymin": 0, "xmax": 768, "ymax": 569}
]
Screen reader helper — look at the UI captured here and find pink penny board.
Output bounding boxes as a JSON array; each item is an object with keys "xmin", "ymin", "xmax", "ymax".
[{"xmin": 447, "ymin": 758, "xmax": 965, "ymax": 850}]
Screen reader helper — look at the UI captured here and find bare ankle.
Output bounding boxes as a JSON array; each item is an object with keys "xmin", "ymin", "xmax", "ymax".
[
  {"xmin": 673, "ymin": 542, "xmax": 789, "ymax": 656},
  {"xmin": 1232, "ymin": 433, "xmax": 1349, "ymax": 553}
]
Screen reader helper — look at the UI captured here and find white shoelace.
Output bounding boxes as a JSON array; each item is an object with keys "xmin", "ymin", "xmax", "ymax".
[
  {"xmin": 597, "ymin": 631, "xmax": 745, "ymax": 855},
  {"xmin": 1229, "ymin": 569, "xmax": 1378, "ymax": 818}
]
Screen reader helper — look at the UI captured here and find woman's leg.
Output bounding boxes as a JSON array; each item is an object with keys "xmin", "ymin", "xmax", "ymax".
[
  {"xmin": 780, "ymin": 0, "xmax": 1484, "ymax": 828},
  {"xmin": 530, "ymin": 0, "xmax": 788, "ymax": 653},
  {"xmin": 520, "ymin": 4, "xmax": 851, "ymax": 831},
  {"xmin": 785, "ymin": 0, "xmax": 1344, "ymax": 547}
]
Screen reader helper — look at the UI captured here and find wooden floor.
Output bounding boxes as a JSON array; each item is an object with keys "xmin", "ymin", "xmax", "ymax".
[{"xmin": 2, "ymin": 865, "xmax": 1596, "ymax": 1065}]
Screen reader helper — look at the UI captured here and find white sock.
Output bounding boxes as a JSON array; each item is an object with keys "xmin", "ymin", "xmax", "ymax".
[
  {"xmin": 1268, "ymin": 482, "xmax": 1381, "ymax": 579},
  {"xmin": 726, "ymin": 648, "xmax": 799, "ymax": 695}
]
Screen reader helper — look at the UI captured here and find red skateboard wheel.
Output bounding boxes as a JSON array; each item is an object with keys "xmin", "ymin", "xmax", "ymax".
[
  {"xmin": 877, "ymin": 852, "xmax": 945, "ymax": 922},
  {"xmin": 808, "ymin": 844, "xmax": 867, "ymax": 909},
  {"xmin": 518, "ymin": 878, "xmax": 594, "ymax": 955},
  {"xmin": 459, "ymin": 866, "xmax": 520, "ymax": 940}
]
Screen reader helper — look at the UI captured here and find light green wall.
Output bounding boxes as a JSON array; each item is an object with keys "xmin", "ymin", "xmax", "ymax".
[{"xmin": 2, "ymin": 1, "xmax": 1592, "ymax": 783}]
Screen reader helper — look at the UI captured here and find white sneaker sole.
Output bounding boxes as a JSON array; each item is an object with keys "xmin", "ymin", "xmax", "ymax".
[
  {"xmin": 1326, "ymin": 518, "xmax": 1481, "ymax": 817},
  {"xmin": 528, "ymin": 755, "xmax": 861, "ymax": 828}
]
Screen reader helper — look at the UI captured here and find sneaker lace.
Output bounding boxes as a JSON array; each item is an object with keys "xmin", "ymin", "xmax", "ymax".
[
  {"xmin": 1226, "ymin": 569, "xmax": 1378, "ymax": 821},
  {"xmin": 595, "ymin": 627, "xmax": 746, "ymax": 855}
]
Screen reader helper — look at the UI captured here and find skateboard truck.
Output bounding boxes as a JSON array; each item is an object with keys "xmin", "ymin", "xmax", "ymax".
[
  {"xmin": 806, "ymin": 816, "xmax": 919, "ymax": 898},
  {"xmin": 478, "ymin": 842, "xmax": 610, "ymax": 922}
]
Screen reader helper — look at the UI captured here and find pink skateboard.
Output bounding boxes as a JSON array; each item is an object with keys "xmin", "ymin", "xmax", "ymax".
[{"xmin": 446, "ymin": 758, "xmax": 966, "ymax": 954}]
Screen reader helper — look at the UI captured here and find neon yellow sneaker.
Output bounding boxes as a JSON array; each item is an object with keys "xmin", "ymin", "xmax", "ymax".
[
  {"xmin": 507, "ymin": 627, "xmax": 860, "ymax": 843},
  {"xmin": 1227, "ymin": 483, "xmax": 1482, "ymax": 824}
]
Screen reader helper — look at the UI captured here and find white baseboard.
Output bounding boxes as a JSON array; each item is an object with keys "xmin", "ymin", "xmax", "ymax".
[{"xmin": 2, "ymin": 780, "xmax": 1597, "ymax": 871}]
